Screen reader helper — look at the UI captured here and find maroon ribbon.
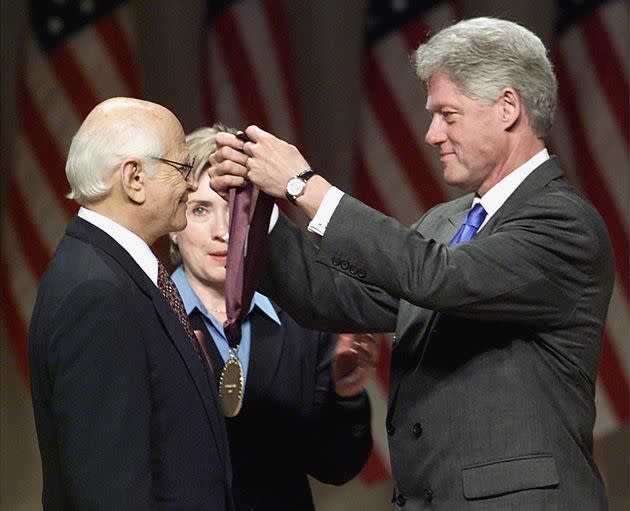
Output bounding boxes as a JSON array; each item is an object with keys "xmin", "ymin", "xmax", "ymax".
[{"xmin": 223, "ymin": 185, "xmax": 274, "ymax": 347}]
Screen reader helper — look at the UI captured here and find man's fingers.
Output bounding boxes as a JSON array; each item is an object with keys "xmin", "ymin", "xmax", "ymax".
[
  {"xmin": 211, "ymin": 145, "xmax": 249, "ymax": 168},
  {"xmin": 215, "ymin": 131, "xmax": 245, "ymax": 151}
]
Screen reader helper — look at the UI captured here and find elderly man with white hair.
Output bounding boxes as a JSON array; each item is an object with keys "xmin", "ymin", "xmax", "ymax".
[{"xmin": 29, "ymin": 97, "xmax": 233, "ymax": 510}]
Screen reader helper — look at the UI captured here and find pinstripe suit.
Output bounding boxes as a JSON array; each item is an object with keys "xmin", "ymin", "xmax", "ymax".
[{"xmin": 259, "ymin": 158, "xmax": 614, "ymax": 510}]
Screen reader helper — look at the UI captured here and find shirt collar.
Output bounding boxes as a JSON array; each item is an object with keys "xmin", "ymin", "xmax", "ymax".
[
  {"xmin": 170, "ymin": 265, "xmax": 281, "ymax": 325},
  {"xmin": 78, "ymin": 207, "xmax": 159, "ymax": 284},
  {"xmin": 475, "ymin": 148, "xmax": 549, "ymax": 226}
]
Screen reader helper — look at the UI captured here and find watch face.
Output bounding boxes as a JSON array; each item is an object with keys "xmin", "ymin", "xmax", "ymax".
[{"xmin": 286, "ymin": 177, "xmax": 305, "ymax": 196}]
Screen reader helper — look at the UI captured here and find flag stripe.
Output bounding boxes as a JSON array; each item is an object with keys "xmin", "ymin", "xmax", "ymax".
[
  {"xmin": 355, "ymin": 154, "xmax": 392, "ymax": 216},
  {"xmin": 203, "ymin": 28, "xmax": 245, "ymax": 125},
  {"xmin": 600, "ymin": 0, "xmax": 629, "ymax": 80},
  {"xmin": 213, "ymin": 9, "xmax": 270, "ymax": 128},
  {"xmin": 261, "ymin": 0, "xmax": 302, "ymax": 141},
  {"xmin": 581, "ymin": 12, "xmax": 629, "ymax": 146},
  {"xmin": 553, "ymin": 52, "xmax": 629, "ymax": 299},
  {"xmin": 231, "ymin": 1, "xmax": 296, "ymax": 140},
  {"xmin": 360, "ymin": 103, "xmax": 424, "ymax": 224},
  {"xmin": 94, "ymin": 12, "xmax": 141, "ymax": 96},
  {"xmin": 365, "ymin": 53, "xmax": 446, "ymax": 209},
  {"xmin": 2, "ymin": 216, "xmax": 39, "ymax": 337},
  {"xmin": 201, "ymin": 0, "xmax": 304, "ymax": 228},
  {"xmin": 594, "ymin": 379, "xmax": 620, "ymax": 436},
  {"xmin": 14, "ymin": 136, "xmax": 71, "ymax": 253},
  {"xmin": 371, "ymin": 33, "xmax": 451, "ymax": 201},
  {"xmin": 0, "ymin": 259, "xmax": 30, "ymax": 384},
  {"xmin": 49, "ymin": 45, "xmax": 100, "ymax": 120},
  {"xmin": 69, "ymin": 28, "xmax": 131, "ymax": 100},
  {"xmin": 557, "ymin": 24, "xmax": 629, "ymax": 236},
  {"xmin": 25, "ymin": 36, "xmax": 83, "ymax": 153},
  {"xmin": 19, "ymin": 84, "xmax": 76, "ymax": 218},
  {"xmin": 7, "ymin": 180, "xmax": 50, "ymax": 279},
  {"xmin": 606, "ymin": 280, "xmax": 630, "ymax": 379},
  {"xmin": 599, "ymin": 333, "xmax": 630, "ymax": 422}
]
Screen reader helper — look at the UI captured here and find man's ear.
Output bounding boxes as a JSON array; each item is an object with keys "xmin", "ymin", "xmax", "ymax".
[
  {"xmin": 499, "ymin": 87, "xmax": 521, "ymax": 131},
  {"xmin": 121, "ymin": 160, "xmax": 146, "ymax": 204}
]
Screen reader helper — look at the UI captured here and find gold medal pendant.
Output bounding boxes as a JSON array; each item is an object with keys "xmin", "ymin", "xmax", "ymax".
[{"xmin": 219, "ymin": 354, "xmax": 244, "ymax": 417}]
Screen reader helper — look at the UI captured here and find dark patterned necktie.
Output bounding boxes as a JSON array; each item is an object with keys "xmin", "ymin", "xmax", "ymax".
[
  {"xmin": 157, "ymin": 261, "xmax": 198, "ymax": 350},
  {"xmin": 449, "ymin": 203, "xmax": 488, "ymax": 245}
]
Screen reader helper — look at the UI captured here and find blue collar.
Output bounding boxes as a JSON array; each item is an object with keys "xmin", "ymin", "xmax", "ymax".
[{"xmin": 170, "ymin": 265, "xmax": 281, "ymax": 325}]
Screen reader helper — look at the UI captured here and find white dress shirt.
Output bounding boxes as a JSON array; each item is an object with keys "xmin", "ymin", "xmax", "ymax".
[
  {"xmin": 307, "ymin": 148, "xmax": 550, "ymax": 235},
  {"xmin": 78, "ymin": 207, "xmax": 159, "ymax": 285}
]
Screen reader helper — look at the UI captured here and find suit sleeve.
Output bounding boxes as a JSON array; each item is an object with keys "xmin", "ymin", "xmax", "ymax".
[
  {"xmin": 260, "ymin": 212, "xmax": 399, "ymax": 333},
  {"xmin": 313, "ymin": 190, "xmax": 612, "ymax": 327},
  {"xmin": 47, "ymin": 278, "xmax": 152, "ymax": 509},
  {"xmin": 302, "ymin": 332, "xmax": 372, "ymax": 485}
]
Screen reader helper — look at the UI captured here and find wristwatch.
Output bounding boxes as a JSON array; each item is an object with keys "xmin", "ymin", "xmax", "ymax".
[{"xmin": 285, "ymin": 168, "xmax": 316, "ymax": 204}]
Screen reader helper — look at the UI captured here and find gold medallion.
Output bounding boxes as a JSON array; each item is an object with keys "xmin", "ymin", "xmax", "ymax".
[{"xmin": 219, "ymin": 355, "xmax": 244, "ymax": 417}]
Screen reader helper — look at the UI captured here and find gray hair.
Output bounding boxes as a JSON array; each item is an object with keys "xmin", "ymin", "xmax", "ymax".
[
  {"xmin": 169, "ymin": 122, "xmax": 237, "ymax": 265},
  {"xmin": 414, "ymin": 17, "xmax": 557, "ymax": 137},
  {"xmin": 65, "ymin": 115, "xmax": 164, "ymax": 204}
]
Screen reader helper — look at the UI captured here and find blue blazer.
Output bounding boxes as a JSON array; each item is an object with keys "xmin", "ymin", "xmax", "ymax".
[{"xmin": 29, "ymin": 217, "xmax": 234, "ymax": 510}]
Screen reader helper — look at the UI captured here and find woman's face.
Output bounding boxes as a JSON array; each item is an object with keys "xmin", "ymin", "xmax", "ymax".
[{"xmin": 176, "ymin": 171, "xmax": 229, "ymax": 289}]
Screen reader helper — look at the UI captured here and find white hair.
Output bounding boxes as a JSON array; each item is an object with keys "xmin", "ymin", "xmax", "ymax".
[{"xmin": 65, "ymin": 108, "xmax": 164, "ymax": 204}]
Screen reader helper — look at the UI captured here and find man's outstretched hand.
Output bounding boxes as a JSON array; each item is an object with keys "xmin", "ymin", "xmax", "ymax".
[{"xmin": 332, "ymin": 333, "xmax": 380, "ymax": 397}]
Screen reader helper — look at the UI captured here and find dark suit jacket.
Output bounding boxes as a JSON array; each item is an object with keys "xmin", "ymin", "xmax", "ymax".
[
  {"xmin": 259, "ymin": 158, "xmax": 615, "ymax": 510},
  {"xmin": 190, "ymin": 305, "xmax": 372, "ymax": 511},
  {"xmin": 29, "ymin": 216, "xmax": 234, "ymax": 510}
]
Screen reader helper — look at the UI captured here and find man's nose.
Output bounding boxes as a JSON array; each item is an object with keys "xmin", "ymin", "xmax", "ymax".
[{"xmin": 425, "ymin": 116, "xmax": 446, "ymax": 146}]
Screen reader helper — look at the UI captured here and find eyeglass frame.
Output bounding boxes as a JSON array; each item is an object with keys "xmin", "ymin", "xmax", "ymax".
[{"xmin": 150, "ymin": 156, "xmax": 195, "ymax": 181}]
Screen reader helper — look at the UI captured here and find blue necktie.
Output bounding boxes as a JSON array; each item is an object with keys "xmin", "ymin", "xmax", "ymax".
[{"xmin": 449, "ymin": 203, "xmax": 487, "ymax": 245}]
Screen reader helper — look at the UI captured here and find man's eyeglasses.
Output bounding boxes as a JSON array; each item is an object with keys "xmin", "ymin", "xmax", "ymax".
[{"xmin": 151, "ymin": 156, "xmax": 195, "ymax": 181}]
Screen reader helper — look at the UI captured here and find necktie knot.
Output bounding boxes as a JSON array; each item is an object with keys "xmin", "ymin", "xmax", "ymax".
[{"xmin": 449, "ymin": 203, "xmax": 487, "ymax": 245}]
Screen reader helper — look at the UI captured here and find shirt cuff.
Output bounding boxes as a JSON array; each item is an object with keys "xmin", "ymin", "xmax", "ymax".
[
  {"xmin": 268, "ymin": 203, "xmax": 279, "ymax": 232},
  {"xmin": 307, "ymin": 187, "xmax": 344, "ymax": 236}
]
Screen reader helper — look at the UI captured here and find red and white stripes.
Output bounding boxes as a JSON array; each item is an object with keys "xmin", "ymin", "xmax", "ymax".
[{"xmin": 1, "ymin": 3, "xmax": 139, "ymax": 383}]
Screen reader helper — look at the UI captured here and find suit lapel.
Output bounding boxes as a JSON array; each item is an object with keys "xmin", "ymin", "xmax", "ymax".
[
  {"xmin": 66, "ymin": 216, "xmax": 229, "ymax": 465},
  {"xmin": 475, "ymin": 156, "xmax": 564, "ymax": 240}
]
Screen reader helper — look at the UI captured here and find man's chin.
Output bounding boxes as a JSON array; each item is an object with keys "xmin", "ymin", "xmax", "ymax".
[{"xmin": 443, "ymin": 170, "xmax": 475, "ymax": 193}]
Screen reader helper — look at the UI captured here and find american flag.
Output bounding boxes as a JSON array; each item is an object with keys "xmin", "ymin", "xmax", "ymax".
[
  {"xmin": 201, "ymin": 0, "xmax": 308, "ymax": 225},
  {"xmin": 1, "ymin": 0, "xmax": 140, "ymax": 382},
  {"xmin": 549, "ymin": 0, "xmax": 629, "ymax": 434}
]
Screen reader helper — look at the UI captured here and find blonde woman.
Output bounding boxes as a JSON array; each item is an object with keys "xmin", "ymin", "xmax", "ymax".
[{"xmin": 170, "ymin": 125, "xmax": 378, "ymax": 511}]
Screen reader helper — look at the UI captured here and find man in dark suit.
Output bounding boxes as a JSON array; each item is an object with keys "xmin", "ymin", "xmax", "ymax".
[
  {"xmin": 208, "ymin": 17, "xmax": 615, "ymax": 511},
  {"xmin": 29, "ymin": 97, "xmax": 233, "ymax": 509}
]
